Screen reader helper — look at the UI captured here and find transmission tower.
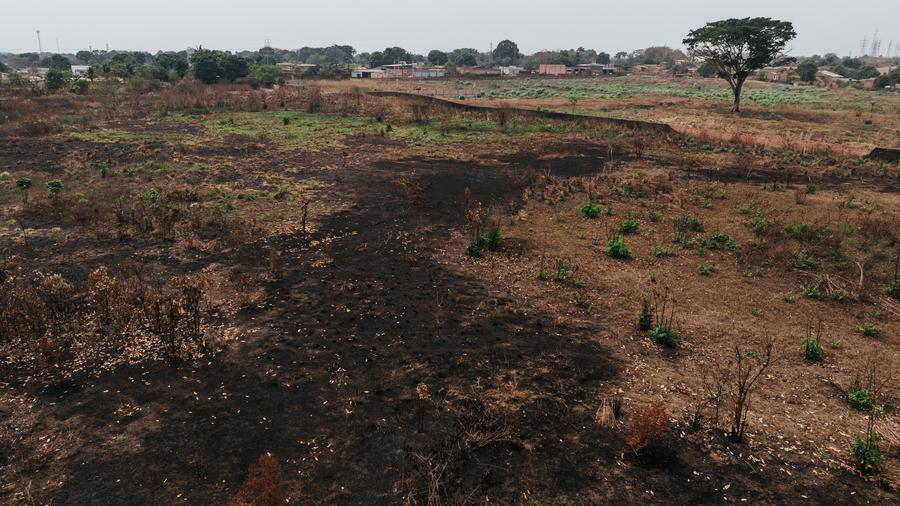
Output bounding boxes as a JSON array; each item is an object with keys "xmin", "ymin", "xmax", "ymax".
[
  {"xmin": 871, "ymin": 30, "xmax": 881, "ymax": 56},
  {"xmin": 36, "ymin": 30, "xmax": 43, "ymax": 58}
]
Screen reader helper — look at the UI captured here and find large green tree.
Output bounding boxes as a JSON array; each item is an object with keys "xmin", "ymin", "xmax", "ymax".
[
  {"xmin": 42, "ymin": 54, "xmax": 72, "ymax": 72},
  {"xmin": 796, "ymin": 60, "xmax": 818, "ymax": 82},
  {"xmin": 427, "ymin": 50, "xmax": 448, "ymax": 66},
  {"xmin": 493, "ymin": 39, "xmax": 520, "ymax": 66},
  {"xmin": 684, "ymin": 17, "xmax": 796, "ymax": 112}
]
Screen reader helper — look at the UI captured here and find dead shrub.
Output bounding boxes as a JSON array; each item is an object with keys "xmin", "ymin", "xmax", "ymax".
[
  {"xmin": 627, "ymin": 402, "xmax": 669, "ymax": 454},
  {"xmin": 303, "ymin": 84, "xmax": 324, "ymax": 113},
  {"xmin": 596, "ymin": 396, "xmax": 624, "ymax": 428},
  {"xmin": 230, "ymin": 453, "xmax": 284, "ymax": 506}
]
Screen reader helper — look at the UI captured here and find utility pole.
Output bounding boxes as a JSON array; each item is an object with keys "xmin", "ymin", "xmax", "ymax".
[
  {"xmin": 56, "ymin": 38, "xmax": 61, "ymax": 54},
  {"xmin": 36, "ymin": 30, "xmax": 43, "ymax": 59},
  {"xmin": 859, "ymin": 37, "xmax": 867, "ymax": 57}
]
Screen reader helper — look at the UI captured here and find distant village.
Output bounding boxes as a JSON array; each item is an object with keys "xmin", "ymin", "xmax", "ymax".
[{"xmin": 1, "ymin": 42, "xmax": 897, "ymax": 91}]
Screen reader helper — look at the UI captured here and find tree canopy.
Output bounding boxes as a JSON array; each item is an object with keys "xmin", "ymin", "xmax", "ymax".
[
  {"xmin": 191, "ymin": 49, "xmax": 249, "ymax": 84},
  {"xmin": 493, "ymin": 40, "xmax": 520, "ymax": 66},
  {"xmin": 684, "ymin": 17, "xmax": 796, "ymax": 112},
  {"xmin": 427, "ymin": 50, "xmax": 448, "ymax": 66},
  {"xmin": 42, "ymin": 54, "xmax": 72, "ymax": 72}
]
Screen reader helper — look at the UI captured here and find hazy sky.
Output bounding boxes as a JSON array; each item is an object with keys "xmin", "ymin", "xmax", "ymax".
[{"xmin": 3, "ymin": 1, "xmax": 898, "ymax": 57}]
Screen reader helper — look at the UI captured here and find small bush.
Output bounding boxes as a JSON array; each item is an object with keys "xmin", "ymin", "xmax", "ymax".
[
  {"xmin": 605, "ymin": 236, "xmax": 632, "ymax": 259},
  {"xmin": 847, "ymin": 381, "xmax": 876, "ymax": 411},
  {"xmin": 648, "ymin": 210, "xmax": 661, "ymax": 222},
  {"xmin": 653, "ymin": 247, "xmax": 676, "ymax": 258},
  {"xmin": 858, "ymin": 323, "xmax": 880, "ymax": 338},
  {"xmin": 850, "ymin": 430, "xmax": 882, "ymax": 475},
  {"xmin": 466, "ymin": 227, "xmax": 502, "ymax": 257},
  {"xmin": 44, "ymin": 179, "xmax": 64, "ymax": 199},
  {"xmin": 649, "ymin": 325, "xmax": 678, "ymax": 347},
  {"xmin": 637, "ymin": 296, "xmax": 652, "ymax": 331},
  {"xmin": 802, "ymin": 279, "xmax": 824, "ymax": 300},
  {"xmin": 580, "ymin": 202, "xmax": 601, "ymax": 219},
  {"xmin": 792, "ymin": 250, "xmax": 818, "ymax": 270},
  {"xmin": 801, "ymin": 334, "xmax": 823, "ymax": 362},
  {"xmin": 700, "ymin": 232, "xmax": 738, "ymax": 251},
  {"xmin": 746, "ymin": 215, "xmax": 771, "ymax": 233},
  {"xmin": 617, "ymin": 219, "xmax": 639, "ymax": 235},
  {"xmin": 675, "ymin": 215, "xmax": 703, "ymax": 233},
  {"xmin": 553, "ymin": 258, "xmax": 570, "ymax": 282},
  {"xmin": 627, "ymin": 402, "xmax": 669, "ymax": 454},
  {"xmin": 697, "ymin": 264, "xmax": 715, "ymax": 276}
]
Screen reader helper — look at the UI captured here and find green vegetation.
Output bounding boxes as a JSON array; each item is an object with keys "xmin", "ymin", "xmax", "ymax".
[
  {"xmin": 638, "ymin": 296, "xmax": 653, "ymax": 331},
  {"xmin": 466, "ymin": 227, "xmax": 502, "ymax": 257},
  {"xmin": 649, "ymin": 325, "xmax": 678, "ymax": 347},
  {"xmin": 850, "ymin": 430, "xmax": 882, "ymax": 475},
  {"xmin": 653, "ymin": 247, "xmax": 676, "ymax": 258},
  {"xmin": 44, "ymin": 179, "xmax": 64, "ymax": 199},
  {"xmin": 605, "ymin": 236, "xmax": 632, "ymax": 259},
  {"xmin": 698, "ymin": 264, "xmax": 716, "ymax": 276},
  {"xmin": 617, "ymin": 219, "xmax": 640, "ymax": 235},
  {"xmin": 858, "ymin": 323, "xmax": 881, "ymax": 338},
  {"xmin": 847, "ymin": 381, "xmax": 876, "ymax": 411},
  {"xmin": 580, "ymin": 202, "xmax": 601, "ymax": 219},
  {"xmin": 802, "ymin": 335, "xmax": 823, "ymax": 362}
]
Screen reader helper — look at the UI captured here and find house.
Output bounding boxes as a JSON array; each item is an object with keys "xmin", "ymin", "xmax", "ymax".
[
  {"xmin": 499, "ymin": 66, "xmax": 525, "ymax": 76},
  {"xmin": 350, "ymin": 68, "xmax": 385, "ymax": 79},
  {"xmin": 630, "ymin": 64, "xmax": 665, "ymax": 75},
  {"xmin": 71, "ymin": 65, "xmax": 90, "ymax": 77},
  {"xmin": 568, "ymin": 63, "xmax": 617, "ymax": 76},
  {"xmin": 815, "ymin": 70, "xmax": 849, "ymax": 88},
  {"xmin": 538, "ymin": 64, "xmax": 567, "ymax": 76},
  {"xmin": 761, "ymin": 66, "xmax": 793, "ymax": 82},
  {"xmin": 351, "ymin": 63, "xmax": 445, "ymax": 79},
  {"xmin": 277, "ymin": 63, "xmax": 318, "ymax": 79},
  {"xmin": 458, "ymin": 66, "xmax": 501, "ymax": 77}
]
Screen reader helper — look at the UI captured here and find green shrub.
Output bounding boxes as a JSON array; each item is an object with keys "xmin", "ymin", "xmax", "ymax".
[
  {"xmin": 698, "ymin": 264, "xmax": 715, "ymax": 276},
  {"xmin": 792, "ymin": 250, "xmax": 818, "ymax": 270},
  {"xmin": 617, "ymin": 219, "xmax": 639, "ymax": 235},
  {"xmin": 638, "ymin": 296, "xmax": 652, "ymax": 331},
  {"xmin": 484, "ymin": 227, "xmax": 501, "ymax": 251},
  {"xmin": 15, "ymin": 177, "xmax": 32, "ymax": 202},
  {"xmin": 701, "ymin": 232, "xmax": 738, "ymax": 251},
  {"xmin": 44, "ymin": 179, "xmax": 64, "ymax": 199},
  {"xmin": 605, "ymin": 236, "xmax": 632, "ymax": 259},
  {"xmin": 850, "ymin": 430, "xmax": 882, "ymax": 474},
  {"xmin": 802, "ymin": 336, "xmax": 823, "ymax": 362},
  {"xmin": 135, "ymin": 188, "xmax": 161, "ymax": 204},
  {"xmin": 653, "ymin": 247, "xmax": 676, "ymax": 258},
  {"xmin": 802, "ymin": 279, "xmax": 824, "ymax": 300},
  {"xmin": 649, "ymin": 325, "xmax": 678, "ymax": 347},
  {"xmin": 858, "ymin": 323, "xmax": 880, "ymax": 338},
  {"xmin": 553, "ymin": 258, "xmax": 570, "ymax": 281},
  {"xmin": 747, "ymin": 215, "xmax": 771, "ymax": 233},
  {"xmin": 466, "ymin": 227, "xmax": 502, "ymax": 257},
  {"xmin": 675, "ymin": 214, "xmax": 703, "ymax": 232},
  {"xmin": 847, "ymin": 381, "xmax": 876, "ymax": 411},
  {"xmin": 805, "ymin": 184, "xmax": 818, "ymax": 194},
  {"xmin": 580, "ymin": 202, "xmax": 601, "ymax": 219},
  {"xmin": 648, "ymin": 210, "xmax": 661, "ymax": 222},
  {"xmin": 887, "ymin": 279, "xmax": 900, "ymax": 299}
]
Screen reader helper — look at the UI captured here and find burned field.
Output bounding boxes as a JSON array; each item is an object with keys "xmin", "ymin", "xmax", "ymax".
[{"xmin": 1, "ymin": 83, "xmax": 899, "ymax": 504}]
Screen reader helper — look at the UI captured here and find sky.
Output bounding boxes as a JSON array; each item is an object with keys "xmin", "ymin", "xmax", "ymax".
[{"xmin": 2, "ymin": 0, "xmax": 898, "ymax": 57}]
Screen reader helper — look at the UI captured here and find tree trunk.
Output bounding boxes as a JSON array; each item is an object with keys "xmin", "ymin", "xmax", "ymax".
[{"xmin": 732, "ymin": 77, "xmax": 746, "ymax": 113}]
